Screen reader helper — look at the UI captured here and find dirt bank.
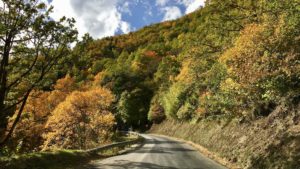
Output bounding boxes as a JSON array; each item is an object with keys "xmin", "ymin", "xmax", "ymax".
[{"xmin": 150, "ymin": 104, "xmax": 300, "ymax": 169}]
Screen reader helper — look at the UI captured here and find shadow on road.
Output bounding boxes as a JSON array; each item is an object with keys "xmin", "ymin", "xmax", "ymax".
[
  {"xmin": 85, "ymin": 160, "xmax": 206, "ymax": 169},
  {"xmin": 144, "ymin": 140, "xmax": 184, "ymax": 145},
  {"xmin": 133, "ymin": 147, "xmax": 195, "ymax": 154}
]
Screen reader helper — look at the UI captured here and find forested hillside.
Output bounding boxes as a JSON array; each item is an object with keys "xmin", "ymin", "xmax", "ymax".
[{"xmin": 1, "ymin": 0, "xmax": 299, "ymax": 168}]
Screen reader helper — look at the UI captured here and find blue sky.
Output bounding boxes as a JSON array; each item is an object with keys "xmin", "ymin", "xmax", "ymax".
[{"xmin": 46, "ymin": 0, "xmax": 205, "ymax": 39}]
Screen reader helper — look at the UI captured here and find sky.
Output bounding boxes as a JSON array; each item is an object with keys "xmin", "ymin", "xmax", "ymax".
[{"xmin": 45, "ymin": 0, "xmax": 205, "ymax": 39}]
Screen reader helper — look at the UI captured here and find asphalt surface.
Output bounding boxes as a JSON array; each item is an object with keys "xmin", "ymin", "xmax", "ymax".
[{"xmin": 86, "ymin": 134, "xmax": 228, "ymax": 169}]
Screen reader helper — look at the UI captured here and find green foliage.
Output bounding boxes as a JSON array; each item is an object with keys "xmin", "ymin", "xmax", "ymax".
[
  {"xmin": 3, "ymin": 0, "xmax": 300, "ymax": 155},
  {"xmin": 177, "ymin": 92, "xmax": 198, "ymax": 120},
  {"xmin": 161, "ymin": 83, "xmax": 189, "ymax": 119},
  {"xmin": 117, "ymin": 88, "xmax": 152, "ymax": 129},
  {"xmin": 67, "ymin": 0, "xmax": 299, "ymax": 122},
  {"xmin": 148, "ymin": 95, "xmax": 165, "ymax": 124},
  {"xmin": 154, "ymin": 56, "xmax": 180, "ymax": 89},
  {"xmin": 0, "ymin": 0, "xmax": 77, "ymax": 146}
]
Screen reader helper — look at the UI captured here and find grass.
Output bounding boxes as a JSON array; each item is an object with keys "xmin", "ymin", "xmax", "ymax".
[
  {"xmin": 111, "ymin": 132, "xmax": 138, "ymax": 142},
  {"xmin": 0, "ymin": 147, "xmax": 132, "ymax": 169},
  {"xmin": 0, "ymin": 150, "xmax": 94, "ymax": 169},
  {"xmin": 0, "ymin": 133, "xmax": 143, "ymax": 169}
]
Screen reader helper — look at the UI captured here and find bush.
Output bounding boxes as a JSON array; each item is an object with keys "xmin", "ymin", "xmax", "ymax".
[{"xmin": 148, "ymin": 95, "xmax": 165, "ymax": 124}]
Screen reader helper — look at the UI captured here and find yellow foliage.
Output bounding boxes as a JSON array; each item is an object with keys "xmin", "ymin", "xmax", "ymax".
[
  {"xmin": 24, "ymin": 90, "xmax": 51, "ymax": 118},
  {"xmin": 54, "ymin": 74, "xmax": 76, "ymax": 92},
  {"xmin": 43, "ymin": 87, "xmax": 115, "ymax": 150},
  {"xmin": 196, "ymin": 92, "xmax": 211, "ymax": 117},
  {"xmin": 131, "ymin": 61, "xmax": 143, "ymax": 73},
  {"xmin": 11, "ymin": 75, "xmax": 78, "ymax": 152},
  {"xmin": 175, "ymin": 56, "xmax": 208, "ymax": 84},
  {"xmin": 175, "ymin": 59, "xmax": 192, "ymax": 82},
  {"xmin": 219, "ymin": 24, "xmax": 269, "ymax": 85},
  {"xmin": 9, "ymin": 90, "xmax": 51, "ymax": 152},
  {"xmin": 196, "ymin": 107, "xmax": 207, "ymax": 117},
  {"xmin": 93, "ymin": 71, "xmax": 106, "ymax": 86},
  {"xmin": 220, "ymin": 78, "xmax": 241, "ymax": 93}
]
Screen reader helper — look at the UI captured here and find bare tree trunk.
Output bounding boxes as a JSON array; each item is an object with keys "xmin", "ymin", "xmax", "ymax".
[
  {"xmin": 0, "ymin": 33, "xmax": 13, "ymax": 143},
  {"xmin": 0, "ymin": 90, "xmax": 31, "ymax": 147}
]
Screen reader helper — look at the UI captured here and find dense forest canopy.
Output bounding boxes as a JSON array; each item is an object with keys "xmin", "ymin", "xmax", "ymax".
[{"xmin": 0, "ymin": 0, "xmax": 299, "ymax": 156}]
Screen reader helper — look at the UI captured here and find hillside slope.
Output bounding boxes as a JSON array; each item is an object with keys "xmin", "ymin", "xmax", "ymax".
[
  {"xmin": 151, "ymin": 103, "xmax": 300, "ymax": 169},
  {"xmin": 63, "ymin": 1, "xmax": 300, "ymax": 168},
  {"xmin": 5, "ymin": 0, "xmax": 299, "ymax": 168}
]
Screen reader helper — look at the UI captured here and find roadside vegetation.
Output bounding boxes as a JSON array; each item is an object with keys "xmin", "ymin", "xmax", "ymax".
[
  {"xmin": 0, "ymin": 150, "xmax": 93, "ymax": 169},
  {"xmin": 1, "ymin": 132, "xmax": 141, "ymax": 169}
]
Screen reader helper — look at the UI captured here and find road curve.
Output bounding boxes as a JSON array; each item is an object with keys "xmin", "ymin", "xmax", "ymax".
[{"xmin": 87, "ymin": 134, "xmax": 227, "ymax": 169}]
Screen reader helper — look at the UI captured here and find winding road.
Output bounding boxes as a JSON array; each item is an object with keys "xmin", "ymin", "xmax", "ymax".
[{"xmin": 85, "ymin": 134, "xmax": 227, "ymax": 169}]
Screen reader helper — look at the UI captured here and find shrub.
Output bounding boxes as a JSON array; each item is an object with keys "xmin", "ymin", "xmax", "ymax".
[{"xmin": 148, "ymin": 95, "xmax": 165, "ymax": 124}]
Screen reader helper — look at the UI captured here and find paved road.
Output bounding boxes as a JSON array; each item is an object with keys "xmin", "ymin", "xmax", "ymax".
[{"xmin": 86, "ymin": 134, "xmax": 227, "ymax": 169}]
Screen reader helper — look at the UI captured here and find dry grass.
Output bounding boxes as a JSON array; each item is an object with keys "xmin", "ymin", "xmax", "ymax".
[{"xmin": 150, "ymin": 104, "xmax": 300, "ymax": 169}]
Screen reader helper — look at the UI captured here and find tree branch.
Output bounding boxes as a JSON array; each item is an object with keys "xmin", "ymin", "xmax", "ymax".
[{"xmin": 0, "ymin": 89, "xmax": 31, "ymax": 146}]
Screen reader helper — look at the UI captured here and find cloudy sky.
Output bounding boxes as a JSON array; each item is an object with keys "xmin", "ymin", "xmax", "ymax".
[{"xmin": 45, "ymin": 0, "xmax": 205, "ymax": 39}]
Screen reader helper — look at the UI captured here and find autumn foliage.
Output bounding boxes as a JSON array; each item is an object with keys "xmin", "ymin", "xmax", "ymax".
[
  {"xmin": 7, "ymin": 75, "xmax": 116, "ymax": 153},
  {"xmin": 2, "ymin": 1, "xmax": 299, "ymax": 162},
  {"xmin": 42, "ymin": 87, "xmax": 115, "ymax": 150}
]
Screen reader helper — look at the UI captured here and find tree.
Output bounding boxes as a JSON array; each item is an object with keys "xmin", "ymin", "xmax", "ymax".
[
  {"xmin": 220, "ymin": 14, "xmax": 300, "ymax": 116},
  {"xmin": 7, "ymin": 75, "xmax": 77, "ymax": 153},
  {"xmin": 154, "ymin": 55, "xmax": 180, "ymax": 89},
  {"xmin": 117, "ymin": 88, "xmax": 152, "ymax": 130},
  {"xmin": 8, "ymin": 90, "xmax": 50, "ymax": 153},
  {"xmin": 43, "ymin": 87, "xmax": 115, "ymax": 150},
  {"xmin": 0, "ymin": 0, "xmax": 77, "ymax": 145},
  {"xmin": 148, "ymin": 95, "xmax": 165, "ymax": 124}
]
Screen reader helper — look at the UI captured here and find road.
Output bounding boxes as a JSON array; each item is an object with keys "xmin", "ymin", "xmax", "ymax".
[{"xmin": 85, "ymin": 134, "xmax": 227, "ymax": 169}]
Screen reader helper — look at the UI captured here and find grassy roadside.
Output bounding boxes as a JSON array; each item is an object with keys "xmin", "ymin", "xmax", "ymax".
[
  {"xmin": 0, "ymin": 150, "xmax": 94, "ymax": 169},
  {"xmin": 0, "ymin": 133, "xmax": 143, "ymax": 169},
  {"xmin": 0, "ymin": 145, "xmax": 136, "ymax": 169}
]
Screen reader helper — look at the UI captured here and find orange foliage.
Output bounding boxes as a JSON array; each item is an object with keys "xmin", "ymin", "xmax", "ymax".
[
  {"xmin": 144, "ymin": 50, "xmax": 157, "ymax": 58},
  {"xmin": 42, "ymin": 87, "xmax": 115, "ymax": 150},
  {"xmin": 131, "ymin": 51, "xmax": 161, "ymax": 75},
  {"xmin": 93, "ymin": 72, "xmax": 106, "ymax": 86},
  {"xmin": 10, "ymin": 76, "xmax": 77, "ymax": 152},
  {"xmin": 196, "ymin": 91, "xmax": 211, "ymax": 117},
  {"xmin": 10, "ymin": 90, "xmax": 50, "ymax": 152},
  {"xmin": 144, "ymin": 50, "xmax": 162, "ymax": 62},
  {"xmin": 53, "ymin": 74, "xmax": 77, "ymax": 93}
]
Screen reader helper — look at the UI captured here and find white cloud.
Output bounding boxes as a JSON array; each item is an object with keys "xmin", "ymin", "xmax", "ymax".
[
  {"xmin": 162, "ymin": 6, "xmax": 182, "ymax": 21},
  {"xmin": 49, "ymin": 0, "xmax": 132, "ymax": 39},
  {"xmin": 185, "ymin": 0, "xmax": 205, "ymax": 13},
  {"xmin": 178, "ymin": 0, "xmax": 205, "ymax": 14},
  {"xmin": 46, "ymin": 0, "xmax": 205, "ymax": 39},
  {"xmin": 120, "ymin": 21, "xmax": 131, "ymax": 34},
  {"xmin": 160, "ymin": 0, "xmax": 205, "ymax": 22},
  {"xmin": 156, "ymin": 0, "xmax": 169, "ymax": 6},
  {"xmin": 0, "ymin": 1, "xmax": 4, "ymax": 8},
  {"xmin": 118, "ymin": 1, "xmax": 132, "ymax": 15}
]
